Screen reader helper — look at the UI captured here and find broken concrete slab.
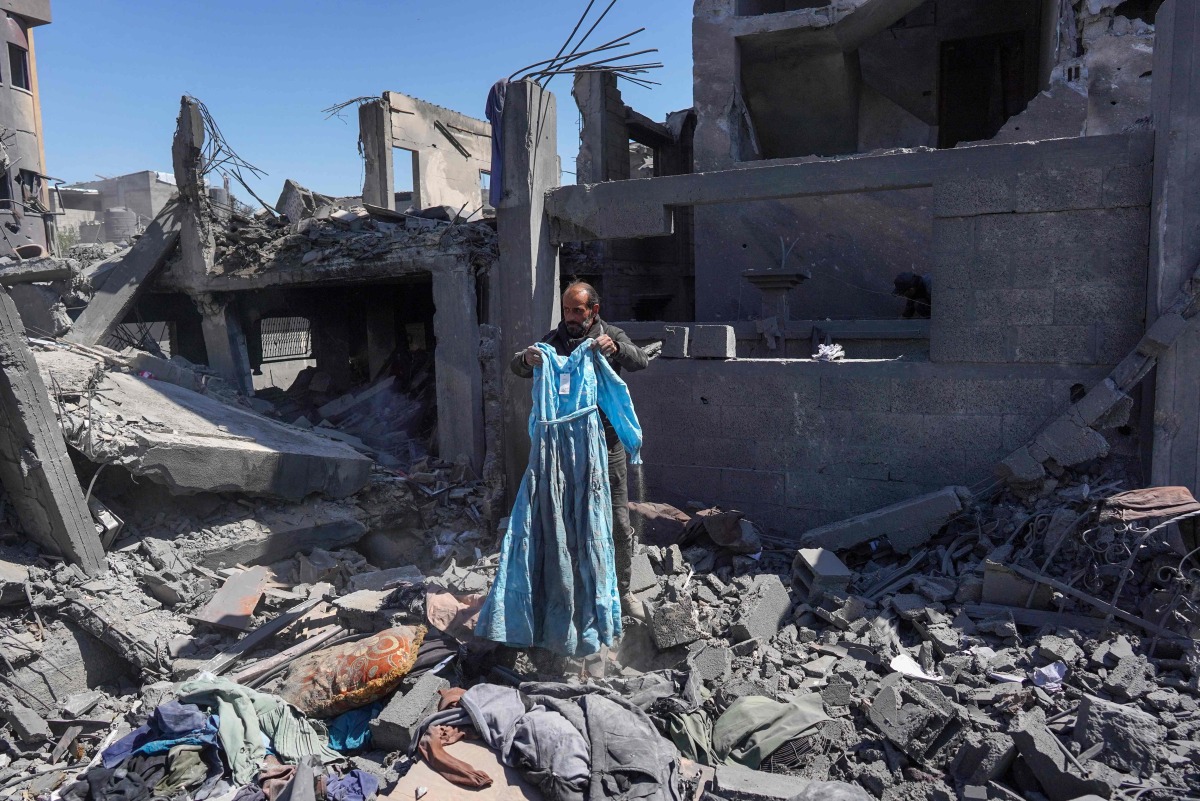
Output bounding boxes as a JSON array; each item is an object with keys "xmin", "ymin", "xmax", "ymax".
[
  {"xmin": 867, "ymin": 673, "xmax": 965, "ymax": 769},
  {"xmin": 689, "ymin": 325, "xmax": 736, "ymax": 359},
  {"xmin": 649, "ymin": 595, "xmax": 703, "ymax": 650},
  {"xmin": 1034, "ymin": 416, "xmax": 1111, "ymax": 467},
  {"xmin": 0, "ymin": 697, "xmax": 52, "ymax": 743},
  {"xmin": 730, "ymin": 574, "xmax": 792, "ymax": 643},
  {"xmin": 8, "ymin": 283, "xmax": 73, "ymax": 338},
  {"xmin": 1011, "ymin": 713, "xmax": 1111, "ymax": 801},
  {"xmin": 799, "ymin": 486, "xmax": 971, "ymax": 554},
  {"xmin": 1073, "ymin": 694, "xmax": 1163, "ymax": 777},
  {"xmin": 346, "ymin": 565, "xmax": 424, "ymax": 593},
  {"xmin": 951, "ymin": 733, "xmax": 1016, "ymax": 787},
  {"xmin": 67, "ymin": 202, "xmax": 183, "ymax": 347},
  {"xmin": 0, "ymin": 256, "xmax": 77, "ymax": 286},
  {"xmin": 193, "ymin": 566, "xmax": 269, "ymax": 631},
  {"xmin": 370, "ymin": 670, "xmax": 450, "ymax": 752},
  {"xmin": 0, "ymin": 292, "xmax": 106, "ymax": 575},
  {"xmin": 36, "ymin": 347, "xmax": 371, "ymax": 501},
  {"xmin": 334, "ymin": 589, "xmax": 392, "ymax": 631},
  {"xmin": 173, "ymin": 500, "xmax": 367, "ymax": 570},
  {"xmin": 713, "ymin": 763, "xmax": 814, "ymax": 801}
]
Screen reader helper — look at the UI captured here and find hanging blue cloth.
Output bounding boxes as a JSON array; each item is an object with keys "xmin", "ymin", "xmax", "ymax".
[{"xmin": 477, "ymin": 340, "xmax": 642, "ymax": 656}]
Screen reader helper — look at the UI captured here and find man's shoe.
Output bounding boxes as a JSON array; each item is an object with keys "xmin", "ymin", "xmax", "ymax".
[{"xmin": 621, "ymin": 593, "xmax": 648, "ymax": 623}]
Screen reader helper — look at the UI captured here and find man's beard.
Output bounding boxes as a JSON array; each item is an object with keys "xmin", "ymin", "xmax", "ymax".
[{"xmin": 565, "ymin": 314, "xmax": 593, "ymax": 337}]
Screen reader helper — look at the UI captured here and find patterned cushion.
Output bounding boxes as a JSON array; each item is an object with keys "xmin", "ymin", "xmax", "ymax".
[{"xmin": 280, "ymin": 625, "xmax": 427, "ymax": 718}]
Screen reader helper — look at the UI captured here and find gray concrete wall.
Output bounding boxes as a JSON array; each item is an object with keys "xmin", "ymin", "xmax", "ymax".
[
  {"xmin": 930, "ymin": 136, "xmax": 1153, "ymax": 366},
  {"xmin": 0, "ymin": 11, "xmax": 45, "ymax": 253},
  {"xmin": 625, "ymin": 357, "xmax": 1109, "ymax": 534}
]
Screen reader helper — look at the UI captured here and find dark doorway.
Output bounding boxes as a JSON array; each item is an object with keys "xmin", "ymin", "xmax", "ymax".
[{"xmin": 938, "ymin": 31, "xmax": 1028, "ymax": 148}]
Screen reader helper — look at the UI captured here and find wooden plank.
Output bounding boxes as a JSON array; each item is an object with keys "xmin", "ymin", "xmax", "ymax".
[
  {"xmin": 65, "ymin": 202, "xmax": 182, "ymax": 346},
  {"xmin": 50, "ymin": 725, "xmax": 82, "ymax": 763},
  {"xmin": 186, "ymin": 596, "xmax": 325, "ymax": 678},
  {"xmin": 230, "ymin": 624, "xmax": 344, "ymax": 685},
  {"xmin": 192, "ymin": 566, "xmax": 270, "ymax": 632}
]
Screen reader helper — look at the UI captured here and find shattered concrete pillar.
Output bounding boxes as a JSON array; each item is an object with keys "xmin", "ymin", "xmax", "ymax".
[
  {"xmin": 0, "ymin": 288, "xmax": 105, "ymax": 576},
  {"xmin": 196, "ymin": 294, "xmax": 255, "ymax": 396},
  {"xmin": 1148, "ymin": 0, "xmax": 1200, "ymax": 492},
  {"xmin": 497, "ymin": 81, "xmax": 561, "ymax": 502},
  {"xmin": 572, "ymin": 71, "xmax": 629, "ymax": 184},
  {"xmin": 432, "ymin": 261, "xmax": 485, "ymax": 475},
  {"xmin": 359, "ymin": 98, "xmax": 395, "ymax": 211},
  {"xmin": 171, "ymin": 96, "xmax": 215, "ymax": 284}
]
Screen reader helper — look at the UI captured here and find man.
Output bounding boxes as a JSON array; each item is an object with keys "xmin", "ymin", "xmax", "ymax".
[{"xmin": 511, "ymin": 282, "xmax": 649, "ymax": 621}]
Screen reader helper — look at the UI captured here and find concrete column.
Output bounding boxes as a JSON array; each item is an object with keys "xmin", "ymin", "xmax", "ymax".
[
  {"xmin": 0, "ymin": 288, "xmax": 105, "ymax": 575},
  {"xmin": 360, "ymin": 99, "xmax": 395, "ymax": 211},
  {"xmin": 365, "ymin": 298, "xmax": 396, "ymax": 381},
  {"xmin": 311, "ymin": 306, "xmax": 353, "ymax": 393},
  {"xmin": 432, "ymin": 260, "xmax": 485, "ymax": 474},
  {"xmin": 1148, "ymin": 0, "xmax": 1200, "ymax": 492},
  {"xmin": 171, "ymin": 97, "xmax": 215, "ymax": 283},
  {"xmin": 497, "ymin": 81, "xmax": 562, "ymax": 500},
  {"xmin": 196, "ymin": 294, "xmax": 255, "ymax": 396}
]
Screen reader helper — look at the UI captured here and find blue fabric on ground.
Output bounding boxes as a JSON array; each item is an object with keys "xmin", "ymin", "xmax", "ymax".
[
  {"xmin": 477, "ymin": 340, "xmax": 642, "ymax": 656},
  {"xmin": 102, "ymin": 701, "xmax": 220, "ymax": 769},
  {"xmin": 326, "ymin": 702, "xmax": 383, "ymax": 753},
  {"xmin": 325, "ymin": 769, "xmax": 380, "ymax": 801}
]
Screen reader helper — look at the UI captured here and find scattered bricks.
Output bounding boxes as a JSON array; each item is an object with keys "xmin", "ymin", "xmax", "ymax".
[
  {"xmin": 911, "ymin": 575, "xmax": 957, "ymax": 603},
  {"xmin": 664, "ymin": 544, "xmax": 685, "ymax": 574},
  {"xmin": 814, "ymin": 593, "xmax": 870, "ymax": 632},
  {"xmin": 1090, "ymin": 636, "xmax": 1134, "ymax": 669},
  {"xmin": 649, "ymin": 596, "xmax": 703, "ymax": 650},
  {"xmin": 1033, "ymin": 416, "xmax": 1110, "ymax": 467},
  {"xmin": 821, "ymin": 679, "xmax": 853, "ymax": 708},
  {"xmin": 997, "ymin": 446, "xmax": 1048, "ymax": 484},
  {"xmin": 0, "ymin": 559, "xmax": 29, "ymax": 605},
  {"xmin": 799, "ymin": 487, "xmax": 972, "ymax": 554},
  {"xmin": 730, "ymin": 575, "xmax": 792, "ymax": 643},
  {"xmin": 334, "ymin": 589, "xmax": 391, "ymax": 631},
  {"xmin": 1011, "ymin": 712, "xmax": 1111, "ymax": 801},
  {"xmin": 1073, "ymin": 694, "xmax": 1164, "ymax": 777},
  {"xmin": 912, "ymin": 620, "xmax": 963, "ymax": 656},
  {"xmin": 951, "ymin": 733, "xmax": 1016, "ymax": 786},
  {"xmin": 713, "ymin": 763, "xmax": 813, "ymax": 801},
  {"xmin": 629, "ymin": 551, "xmax": 658, "ymax": 594},
  {"xmin": 792, "ymin": 548, "xmax": 853, "ymax": 597},
  {"xmin": 690, "ymin": 325, "xmax": 736, "ymax": 359},
  {"xmin": 801, "ymin": 654, "xmax": 837, "ymax": 678},
  {"xmin": 369, "ymin": 671, "xmax": 450, "ymax": 752},
  {"xmin": 690, "ymin": 644, "xmax": 732, "ymax": 684},
  {"xmin": 0, "ymin": 698, "xmax": 51, "ymax": 743},
  {"xmin": 1071, "ymin": 378, "xmax": 1133, "ymax": 428},
  {"xmin": 867, "ymin": 673, "xmax": 965, "ymax": 769}
]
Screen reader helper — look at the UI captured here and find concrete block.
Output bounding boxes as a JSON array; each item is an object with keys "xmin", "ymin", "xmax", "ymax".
[
  {"xmin": 730, "ymin": 575, "xmax": 792, "ymax": 643},
  {"xmin": 0, "ymin": 699, "xmax": 51, "ymax": 743},
  {"xmin": 868, "ymin": 674, "xmax": 965, "ymax": 768},
  {"xmin": 951, "ymin": 733, "xmax": 1016, "ymax": 786},
  {"xmin": 1014, "ymin": 325, "xmax": 1096, "ymax": 365},
  {"xmin": 347, "ymin": 565, "xmax": 424, "ymax": 593},
  {"xmin": 370, "ymin": 671, "xmax": 450, "ymax": 752},
  {"xmin": 713, "ymin": 763, "xmax": 816, "ymax": 801},
  {"xmin": 334, "ymin": 590, "xmax": 392, "ymax": 631},
  {"xmin": 798, "ymin": 486, "xmax": 971, "ymax": 554},
  {"xmin": 931, "ymin": 216, "xmax": 975, "ymax": 257},
  {"xmin": 0, "ymin": 559, "xmax": 30, "ymax": 605},
  {"xmin": 1140, "ymin": 311, "xmax": 1192, "ymax": 355},
  {"xmin": 690, "ymin": 326, "xmax": 736, "ymax": 359},
  {"xmin": 1053, "ymin": 284, "xmax": 1134, "ymax": 326},
  {"xmin": 1011, "ymin": 714, "xmax": 1111, "ymax": 801},
  {"xmin": 1034, "ymin": 416, "xmax": 1109, "ymax": 466},
  {"xmin": 996, "ymin": 447, "xmax": 1047, "ymax": 484},
  {"xmin": 649, "ymin": 596, "xmax": 702, "ymax": 650},
  {"xmin": 1012, "ymin": 167, "xmax": 1104, "ymax": 213},
  {"xmin": 818, "ymin": 376, "xmax": 892, "ymax": 411},
  {"xmin": 974, "ymin": 289, "xmax": 1055, "ymax": 327},
  {"xmin": 1102, "ymin": 163, "xmax": 1153, "ymax": 207},
  {"xmin": 792, "ymin": 549, "xmax": 852, "ymax": 596},
  {"xmin": 1073, "ymin": 694, "xmax": 1163, "ymax": 777},
  {"xmin": 930, "ymin": 326, "xmax": 1013, "ymax": 363},
  {"xmin": 934, "ymin": 176, "xmax": 1013, "ymax": 217},
  {"xmin": 689, "ymin": 644, "xmax": 732, "ymax": 684}
]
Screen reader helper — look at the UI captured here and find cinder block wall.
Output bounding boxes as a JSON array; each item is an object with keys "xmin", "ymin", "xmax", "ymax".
[
  {"xmin": 931, "ymin": 133, "xmax": 1153, "ymax": 365},
  {"xmin": 626, "ymin": 359, "xmax": 1109, "ymax": 535}
]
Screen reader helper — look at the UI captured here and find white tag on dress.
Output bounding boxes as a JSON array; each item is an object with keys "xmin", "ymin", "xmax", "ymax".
[{"xmin": 559, "ymin": 373, "xmax": 571, "ymax": 395}]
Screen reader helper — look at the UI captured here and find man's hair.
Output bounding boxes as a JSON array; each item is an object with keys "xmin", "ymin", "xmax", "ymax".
[{"xmin": 564, "ymin": 281, "xmax": 600, "ymax": 308}]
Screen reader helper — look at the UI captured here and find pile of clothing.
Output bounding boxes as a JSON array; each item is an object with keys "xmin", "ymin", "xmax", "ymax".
[
  {"xmin": 409, "ymin": 681, "xmax": 681, "ymax": 801},
  {"xmin": 60, "ymin": 678, "xmax": 378, "ymax": 801}
]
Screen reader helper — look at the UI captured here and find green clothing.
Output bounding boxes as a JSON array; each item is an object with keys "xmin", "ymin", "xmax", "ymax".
[
  {"xmin": 711, "ymin": 694, "xmax": 830, "ymax": 770},
  {"xmin": 177, "ymin": 676, "xmax": 342, "ymax": 785},
  {"xmin": 665, "ymin": 710, "xmax": 717, "ymax": 766},
  {"xmin": 156, "ymin": 745, "xmax": 208, "ymax": 796}
]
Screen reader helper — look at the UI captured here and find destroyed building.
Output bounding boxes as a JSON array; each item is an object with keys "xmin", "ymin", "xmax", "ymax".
[
  {"xmin": 56, "ymin": 171, "xmax": 183, "ymax": 245},
  {"xmin": 0, "ymin": 0, "xmax": 1197, "ymax": 799},
  {"xmin": 0, "ymin": 0, "xmax": 51, "ymax": 257}
]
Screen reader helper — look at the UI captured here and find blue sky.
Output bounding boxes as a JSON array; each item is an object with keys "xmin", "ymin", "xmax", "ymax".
[{"xmin": 37, "ymin": 0, "xmax": 695, "ymax": 205}]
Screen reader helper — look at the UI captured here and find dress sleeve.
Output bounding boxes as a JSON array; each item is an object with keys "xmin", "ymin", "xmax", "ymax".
[{"xmin": 592, "ymin": 349, "xmax": 644, "ymax": 464}]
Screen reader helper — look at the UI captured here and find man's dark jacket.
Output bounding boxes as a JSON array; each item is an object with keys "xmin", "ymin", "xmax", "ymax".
[{"xmin": 510, "ymin": 317, "xmax": 647, "ymax": 447}]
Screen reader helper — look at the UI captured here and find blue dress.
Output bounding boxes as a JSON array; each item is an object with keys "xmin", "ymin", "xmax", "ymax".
[{"xmin": 476, "ymin": 340, "xmax": 643, "ymax": 656}]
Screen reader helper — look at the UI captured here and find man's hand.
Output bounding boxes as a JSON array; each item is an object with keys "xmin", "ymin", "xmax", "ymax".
[
  {"xmin": 594, "ymin": 335, "xmax": 618, "ymax": 356},
  {"xmin": 522, "ymin": 346, "xmax": 544, "ymax": 367}
]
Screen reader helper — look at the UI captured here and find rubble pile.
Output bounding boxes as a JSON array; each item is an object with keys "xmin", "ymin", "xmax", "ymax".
[{"xmin": 208, "ymin": 204, "xmax": 497, "ymax": 279}]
